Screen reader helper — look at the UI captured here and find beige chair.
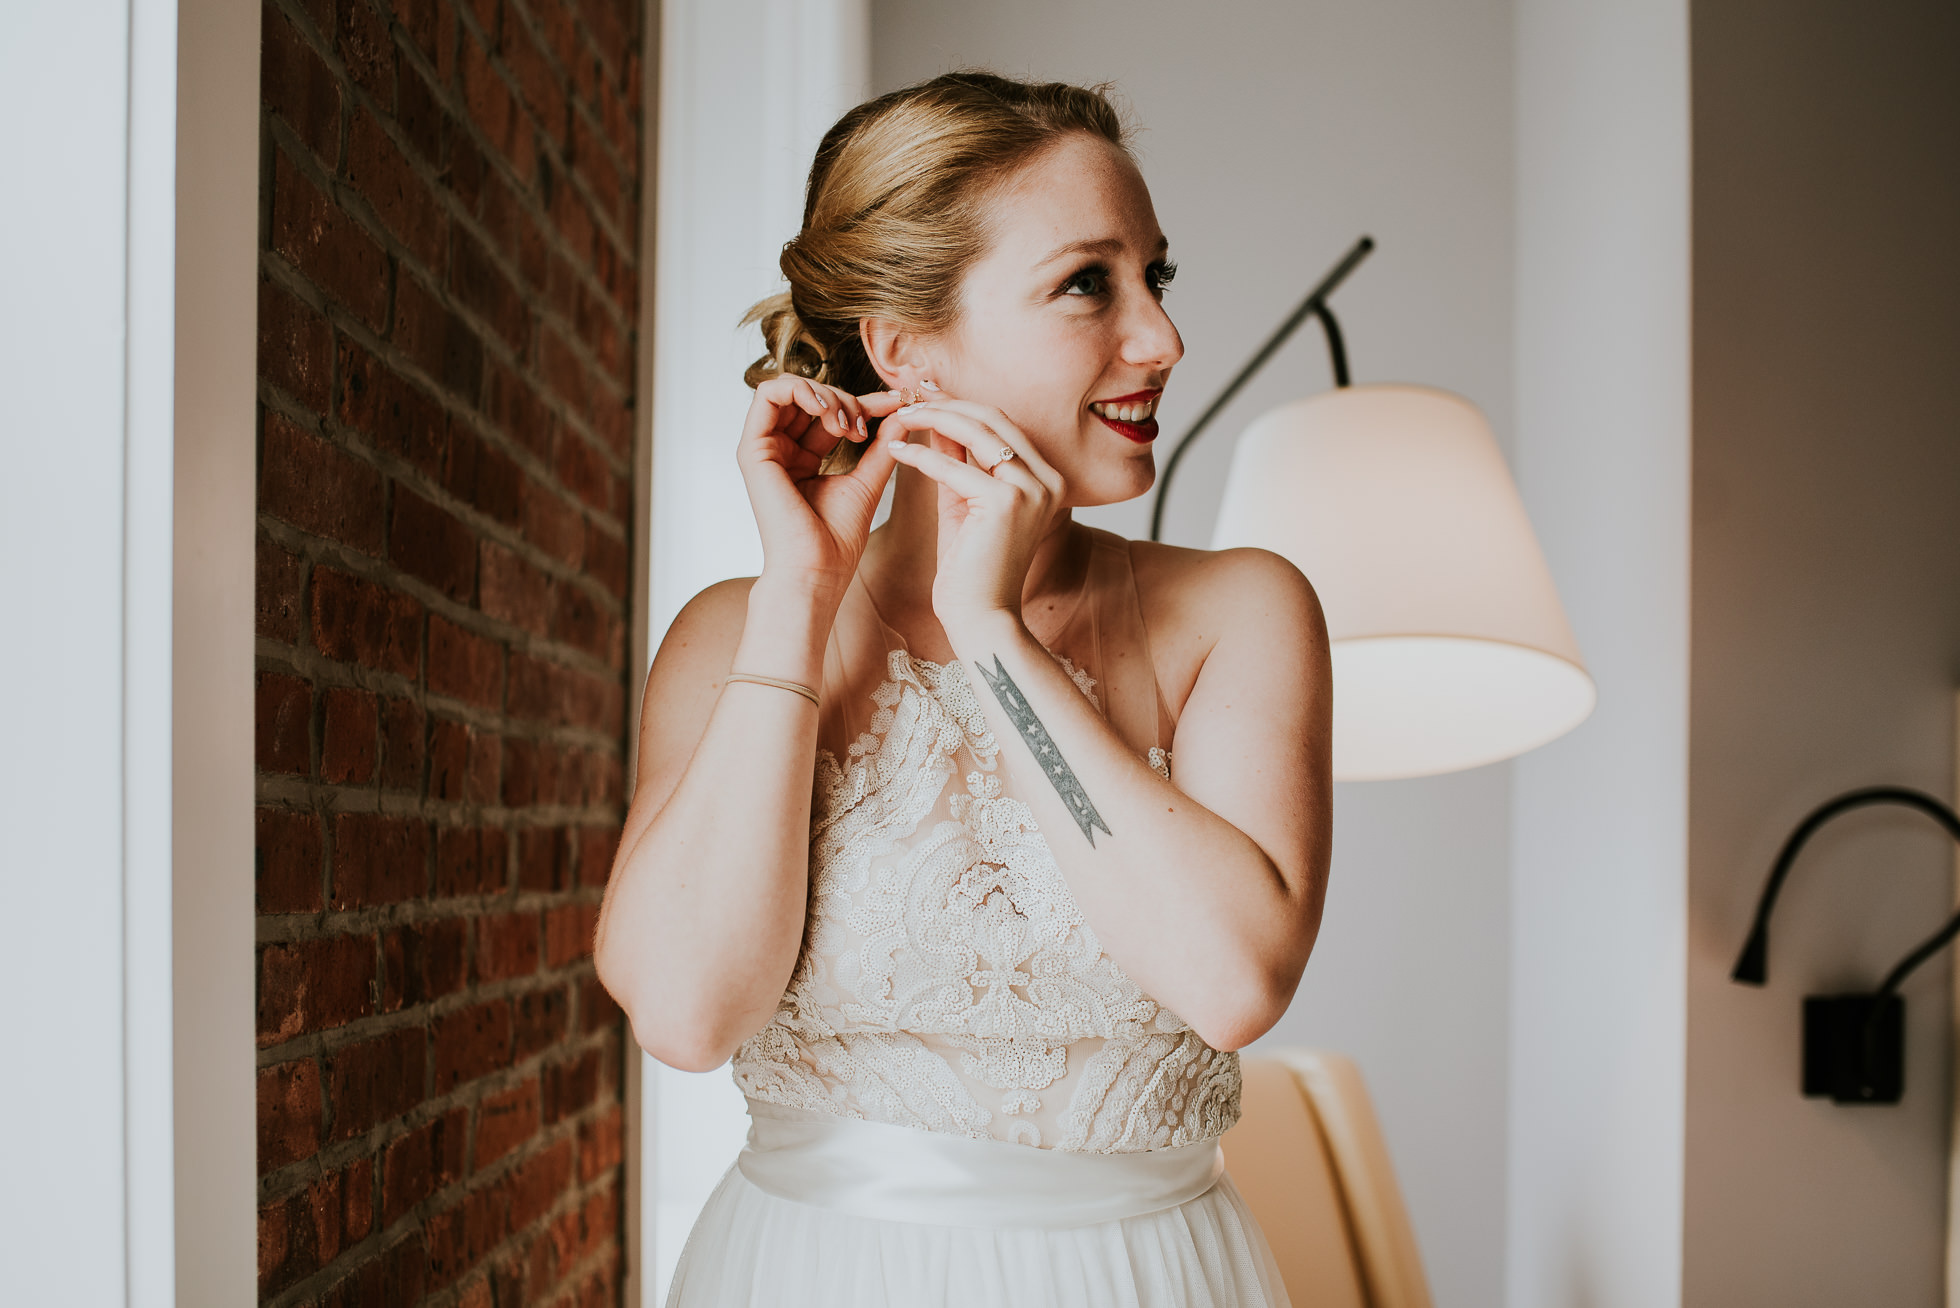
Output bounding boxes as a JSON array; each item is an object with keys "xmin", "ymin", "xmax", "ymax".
[{"xmin": 1220, "ymin": 1049, "xmax": 1434, "ymax": 1308}]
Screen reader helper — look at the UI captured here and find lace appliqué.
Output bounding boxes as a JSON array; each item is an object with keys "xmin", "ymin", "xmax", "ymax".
[{"xmin": 732, "ymin": 649, "xmax": 1241, "ymax": 1154}]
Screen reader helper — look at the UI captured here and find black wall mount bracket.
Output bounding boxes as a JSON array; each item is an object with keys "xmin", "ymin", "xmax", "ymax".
[{"xmin": 1802, "ymin": 994, "xmax": 1905, "ymax": 1104}]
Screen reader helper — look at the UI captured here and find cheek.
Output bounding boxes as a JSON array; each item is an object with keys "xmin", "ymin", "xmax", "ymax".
[{"xmin": 965, "ymin": 325, "xmax": 1101, "ymax": 426}]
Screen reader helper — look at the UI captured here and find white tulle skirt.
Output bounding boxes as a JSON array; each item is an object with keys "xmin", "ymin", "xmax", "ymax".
[{"xmin": 665, "ymin": 1102, "xmax": 1291, "ymax": 1308}]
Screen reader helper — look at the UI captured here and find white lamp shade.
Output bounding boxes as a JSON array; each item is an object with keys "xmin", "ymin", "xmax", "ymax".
[{"xmin": 1210, "ymin": 384, "xmax": 1595, "ymax": 781}]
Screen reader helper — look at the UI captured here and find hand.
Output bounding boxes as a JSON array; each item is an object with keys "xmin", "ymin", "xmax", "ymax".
[
  {"xmin": 737, "ymin": 377, "xmax": 904, "ymax": 607},
  {"xmin": 878, "ymin": 399, "xmax": 1063, "ymax": 635}
]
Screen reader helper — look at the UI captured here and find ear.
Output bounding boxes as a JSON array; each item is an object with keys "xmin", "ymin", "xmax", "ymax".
[{"xmin": 860, "ymin": 317, "xmax": 937, "ymax": 391}]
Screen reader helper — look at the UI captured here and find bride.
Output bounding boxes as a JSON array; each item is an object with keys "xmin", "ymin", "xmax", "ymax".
[{"xmin": 595, "ymin": 71, "xmax": 1332, "ymax": 1307}]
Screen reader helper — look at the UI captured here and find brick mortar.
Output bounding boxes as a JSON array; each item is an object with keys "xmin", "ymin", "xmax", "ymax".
[
  {"xmin": 255, "ymin": 0, "xmax": 638, "ymax": 1299},
  {"xmin": 253, "ymin": 390, "xmax": 631, "ymax": 611},
  {"xmin": 258, "ymin": 1018, "xmax": 620, "ymax": 1198},
  {"xmin": 253, "ymin": 776, "xmax": 622, "ymax": 830},
  {"xmin": 253, "ymin": 655, "xmax": 628, "ymax": 757},
  {"xmin": 275, "ymin": 0, "xmax": 641, "ymax": 345},
  {"xmin": 263, "ymin": 1095, "xmax": 624, "ymax": 1308},
  {"xmin": 258, "ymin": 231, "xmax": 634, "ymax": 529},
  {"xmin": 493, "ymin": 0, "xmax": 644, "ymax": 237},
  {"xmin": 256, "ymin": 887, "xmax": 609, "ymax": 945},
  {"xmin": 259, "ymin": 119, "xmax": 637, "ymax": 488},
  {"xmin": 255, "ymin": 257, "xmax": 632, "ymax": 554},
  {"xmin": 256, "ymin": 508, "xmax": 629, "ymax": 688}
]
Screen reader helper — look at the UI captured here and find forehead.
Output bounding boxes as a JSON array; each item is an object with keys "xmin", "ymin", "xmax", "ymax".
[{"xmin": 981, "ymin": 134, "xmax": 1163, "ymax": 266}]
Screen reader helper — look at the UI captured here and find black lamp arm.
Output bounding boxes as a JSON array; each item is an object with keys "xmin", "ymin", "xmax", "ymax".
[
  {"xmin": 1147, "ymin": 234, "xmax": 1375, "ymax": 543},
  {"xmin": 1730, "ymin": 785, "xmax": 1960, "ymax": 988}
]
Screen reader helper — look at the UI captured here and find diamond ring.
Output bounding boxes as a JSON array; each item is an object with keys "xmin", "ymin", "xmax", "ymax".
[{"xmin": 988, "ymin": 446, "xmax": 1016, "ymax": 472}]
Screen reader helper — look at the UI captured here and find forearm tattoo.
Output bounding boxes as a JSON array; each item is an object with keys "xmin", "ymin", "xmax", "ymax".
[{"xmin": 976, "ymin": 655, "xmax": 1112, "ymax": 847}]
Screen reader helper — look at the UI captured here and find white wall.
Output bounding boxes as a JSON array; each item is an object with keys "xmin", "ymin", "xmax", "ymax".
[
  {"xmin": 1682, "ymin": 1, "xmax": 1960, "ymax": 1303},
  {"xmin": 0, "ymin": 3, "xmax": 149, "ymax": 1297},
  {"xmin": 0, "ymin": 0, "xmax": 201, "ymax": 1299},
  {"xmin": 873, "ymin": 4, "xmax": 1519, "ymax": 1303},
  {"xmin": 1507, "ymin": 3, "xmax": 1691, "ymax": 1307},
  {"xmin": 0, "ymin": 2, "xmax": 263, "ymax": 1300}
]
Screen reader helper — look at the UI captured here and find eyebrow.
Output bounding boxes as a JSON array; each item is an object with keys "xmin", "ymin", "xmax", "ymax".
[{"xmin": 1035, "ymin": 234, "xmax": 1171, "ymax": 267}]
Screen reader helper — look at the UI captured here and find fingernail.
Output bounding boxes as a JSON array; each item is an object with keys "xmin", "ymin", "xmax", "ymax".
[
  {"xmin": 922, "ymin": 379, "xmax": 941, "ymax": 392},
  {"xmin": 886, "ymin": 439, "xmax": 905, "ymax": 451},
  {"xmin": 856, "ymin": 416, "xmax": 867, "ymax": 437}
]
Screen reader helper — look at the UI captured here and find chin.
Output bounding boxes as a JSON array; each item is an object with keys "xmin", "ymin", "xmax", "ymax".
[{"xmin": 1067, "ymin": 458, "xmax": 1157, "ymax": 511}]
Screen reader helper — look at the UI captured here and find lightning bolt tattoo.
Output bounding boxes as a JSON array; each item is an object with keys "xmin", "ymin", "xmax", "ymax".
[{"xmin": 976, "ymin": 655, "xmax": 1112, "ymax": 847}]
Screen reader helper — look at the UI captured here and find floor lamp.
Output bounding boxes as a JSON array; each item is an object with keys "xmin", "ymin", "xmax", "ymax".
[{"xmin": 1151, "ymin": 237, "xmax": 1596, "ymax": 780}]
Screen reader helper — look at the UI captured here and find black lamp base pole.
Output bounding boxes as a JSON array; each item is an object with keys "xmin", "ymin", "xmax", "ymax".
[{"xmin": 1147, "ymin": 235, "xmax": 1375, "ymax": 543}]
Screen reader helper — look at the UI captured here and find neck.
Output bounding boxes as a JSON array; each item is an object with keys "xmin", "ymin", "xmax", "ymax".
[{"xmin": 862, "ymin": 462, "xmax": 1082, "ymax": 617}]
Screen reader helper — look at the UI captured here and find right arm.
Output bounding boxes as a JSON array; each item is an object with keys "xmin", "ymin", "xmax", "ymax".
[{"xmin": 593, "ymin": 375, "xmax": 900, "ymax": 1070}]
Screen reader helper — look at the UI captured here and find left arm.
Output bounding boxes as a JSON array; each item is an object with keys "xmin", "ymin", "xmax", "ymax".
[{"xmin": 883, "ymin": 405, "xmax": 1332, "ymax": 1050}]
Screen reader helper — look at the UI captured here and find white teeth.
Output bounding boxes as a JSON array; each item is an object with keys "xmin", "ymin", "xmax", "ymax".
[{"xmin": 1092, "ymin": 398, "xmax": 1158, "ymax": 423}]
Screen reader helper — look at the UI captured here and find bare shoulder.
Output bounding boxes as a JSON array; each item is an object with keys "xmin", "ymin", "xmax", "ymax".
[
  {"xmin": 1130, "ymin": 540, "xmax": 1325, "ymax": 650},
  {"xmin": 1126, "ymin": 540, "xmax": 1326, "ymax": 711},
  {"xmin": 658, "ymin": 576, "xmax": 755, "ymax": 657},
  {"xmin": 642, "ymin": 576, "xmax": 756, "ymax": 698}
]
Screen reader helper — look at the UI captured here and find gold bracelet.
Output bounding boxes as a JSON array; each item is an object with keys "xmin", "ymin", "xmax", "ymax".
[{"xmin": 722, "ymin": 671, "xmax": 820, "ymax": 706}]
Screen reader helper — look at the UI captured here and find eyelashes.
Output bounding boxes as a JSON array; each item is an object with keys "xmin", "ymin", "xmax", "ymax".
[{"xmin": 1057, "ymin": 258, "xmax": 1180, "ymax": 299}]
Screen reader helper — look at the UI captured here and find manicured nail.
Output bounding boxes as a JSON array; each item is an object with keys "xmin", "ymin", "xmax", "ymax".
[
  {"xmin": 886, "ymin": 439, "xmax": 905, "ymax": 451},
  {"xmin": 921, "ymin": 379, "xmax": 941, "ymax": 392},
  {"xmin": 856, "ymin": 415, "xmax": 867, "ymax": 437}
]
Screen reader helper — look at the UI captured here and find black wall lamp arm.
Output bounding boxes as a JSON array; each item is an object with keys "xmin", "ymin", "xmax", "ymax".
[
  {"xmin": 1731, "ymin": 786, "xmax": 1960, "ymax": 988},
  {"xmin": 1730, "ymin": 785, "xmax": 1960, "ymax": 1105},
  {"xmin": 1147, "ymin": 235, "xmax": 1374, "ymax": 543}
]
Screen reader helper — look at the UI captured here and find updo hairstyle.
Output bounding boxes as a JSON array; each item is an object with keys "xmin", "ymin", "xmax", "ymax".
[{"xmin": 743, "ymin": 71, "xmax": 1130, "ymax": 410}]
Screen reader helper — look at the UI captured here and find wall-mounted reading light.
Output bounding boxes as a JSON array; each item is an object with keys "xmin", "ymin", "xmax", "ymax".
[{"xmin": 1731, "ymin": 786, "xmax": 1960, "ymax": 1104}]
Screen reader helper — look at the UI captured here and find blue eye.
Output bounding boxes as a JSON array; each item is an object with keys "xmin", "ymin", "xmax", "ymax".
[{"xmin": 1062, "ymin": 266, "xmax": 1109, "ymax": 296}]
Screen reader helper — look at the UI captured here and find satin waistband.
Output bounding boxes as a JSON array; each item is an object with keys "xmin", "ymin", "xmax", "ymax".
[{"xmin": 734, "ymin": 1101, "xmax": 1225, "ymax": 1230}]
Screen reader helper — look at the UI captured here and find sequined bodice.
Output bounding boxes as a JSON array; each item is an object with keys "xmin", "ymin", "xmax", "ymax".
[{"xmin": 731, "ymin": 529, "xmax": 1242, "ymax": 1153}]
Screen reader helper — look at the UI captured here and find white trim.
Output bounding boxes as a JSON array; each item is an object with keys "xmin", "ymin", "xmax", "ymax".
[
  {"xmin": 624, "ymin": 3, "xmax": 664, "ymax": 1304},
  {"xmin": 126, "ymin": 0, "xmax": 182, "ymax": 1299},
  {"xmin": 170, "ymin": 0, "xmax": 261, "ymax": 1299}
]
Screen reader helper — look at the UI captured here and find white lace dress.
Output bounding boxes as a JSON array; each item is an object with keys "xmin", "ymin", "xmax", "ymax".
[{"xmin": 666, "ymin": 529, "xmax": 1290, "ymax": 1307}]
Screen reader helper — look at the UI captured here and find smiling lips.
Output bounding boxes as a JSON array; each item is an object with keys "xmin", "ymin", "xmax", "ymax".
[{"xmin": 1089, "ymin": 389, "xmax": 1162, "ymax": 443}]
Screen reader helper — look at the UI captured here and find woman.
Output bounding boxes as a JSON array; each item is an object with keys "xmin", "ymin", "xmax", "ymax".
[{"xmin": 595, "ymin": 72, "xmax": 1332, "ymax": 1307}]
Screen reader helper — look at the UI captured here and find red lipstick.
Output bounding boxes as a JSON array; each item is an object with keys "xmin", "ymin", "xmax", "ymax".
[{"xmin": 1090, "ymin": 388, "xmax": 1163, "ymax": 444}]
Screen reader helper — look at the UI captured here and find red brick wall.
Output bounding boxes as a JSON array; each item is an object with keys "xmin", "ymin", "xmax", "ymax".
[{"xmin": 253, "ymin": 0, "xmax": 641, "ymax": 1301}]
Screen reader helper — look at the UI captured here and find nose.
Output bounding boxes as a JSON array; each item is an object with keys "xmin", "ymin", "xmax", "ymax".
[{"xmin": 1122, "ymin": 290, "xmax": 1184, "ymax": 373}]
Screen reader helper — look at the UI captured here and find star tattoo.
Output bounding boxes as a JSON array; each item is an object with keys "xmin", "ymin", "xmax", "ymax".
[{"xmin": 976, "ymin": 655, "xmax": 1112, "ymax": 847}]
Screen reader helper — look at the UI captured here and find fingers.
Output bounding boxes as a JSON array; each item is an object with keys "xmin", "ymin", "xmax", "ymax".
[
  {"xmin": 879, "ymin": 403, "xmax": 1047, "ymax": 487},
  {"xmin": 750, "ymin": 375, "xmax": 875, "ymax": 452},
  {"xmin": 857, "ymin": 389, "xmax": 907, "ymax": 420},
  {"xmin": 848, "ymin": 424, "xmax": 900, "ymax": 492},
  {"xmin": 878, "ymin": 403, "xmax": 1009, "ymax": 464},
  {"xmin": 884, "ymin": 435, "xmax": 1014, "ymax": 501}
]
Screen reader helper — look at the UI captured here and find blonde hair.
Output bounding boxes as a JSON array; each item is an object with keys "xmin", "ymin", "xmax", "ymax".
[{"xmin": 743, "ymin": 71, "xmax": 1131, "ymax": 404}]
